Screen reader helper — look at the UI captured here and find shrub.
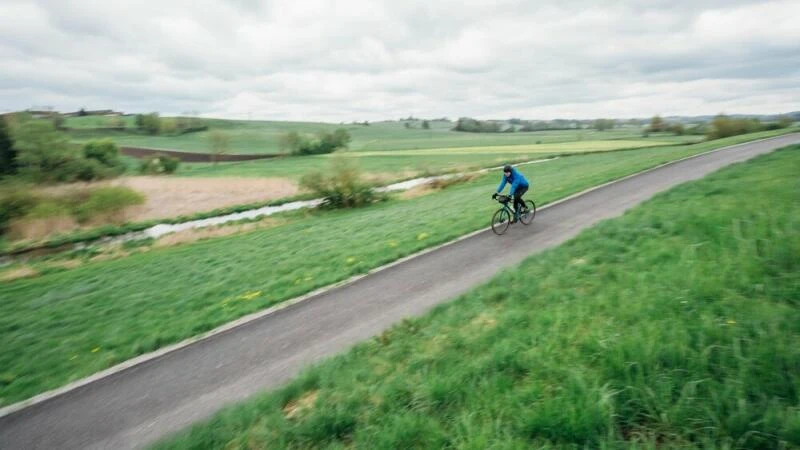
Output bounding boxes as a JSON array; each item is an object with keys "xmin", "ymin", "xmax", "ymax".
[
  {"xmin": 139, "ymin": 154, "xmax": 180, "ymax": 174},
  {"xmin": 0, "ymin": 116, "xmax": 16, "ymax": 176},
  {"xmin": 83, "ymin": 139, "xmax": 123, "ymax": 169},
  {"xmin": 74, "ymin": 186, "xmax": 145, "ymax": 223},
  {"xmin": 0, "ymin": 188, "xmax": 39, "ymax": 233},
  {"xmin": 281, "ymin": 129, "xmax": 352, "ymax": 156},
  {"xmin": 13, "ymin": 121, "xmax": 81, "ymax": 183},
  {"xmin": 707, "ymin": 115, "xmax": 766, "ymax": 140},
  {"xmin": 300, "ymin": 156, "xmax": 384, "ymax": 208},
  {"xmin": 135, "ymin": 113, "xmax": 161, "ymax": 135},
  {"xmin": 453, "ymin": 117, "xmax": 502, "ymax": 133}
]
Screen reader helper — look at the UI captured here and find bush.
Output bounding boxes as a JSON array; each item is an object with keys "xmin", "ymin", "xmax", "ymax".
[
  {"xmin": 135, "ymin": 113, "xmax": 161, "ymax": 135},
  {"xmin": 0, "ymin": 188, "xmax": 38, "ymax": 233},
  {"xmin": 74, "ymin": 186, "xmax": 145, "ymax": 223},
  {"xmin": 83, "ymin": 139, "xmax": 124, "ymax": 173},
  {"xmin": 669, "ymin": 123, "xmax": 685, "ymax": 135},
  {"xmin": 281, "ymin": 129, "xmax": 352, "ymax": 156},
  {"xmin": 13, "ymin": 121, "xmax": 81, "ymax": 182},
  {"xmin": 453, "ymin": 117, "xmax": 502, "ymax": 133},
  {"xmin": 707, "ymin": 115, "xmax": 766, "ymax": 140},
  {"xmin": 139, "ymin": 154, "xmax": 180, "ymax": 174},
  {"xmin": 67, "ymin": 157, "xmax": 110, "ymax": 182},
  {"xmin": 0, "ymin": 116, "xmax": 16, "ymax": 176},
  {"xmin": 300, "ymin": 156, "xmax": 384, "ymax": 208}
]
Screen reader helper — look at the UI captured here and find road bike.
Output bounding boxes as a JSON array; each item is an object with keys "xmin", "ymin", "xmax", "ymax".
[{"xmin": 491, "ymin": 194, "xmax": 536, "ymax": 235}]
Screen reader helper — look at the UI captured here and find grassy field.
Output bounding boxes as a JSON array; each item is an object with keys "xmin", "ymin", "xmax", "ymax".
[
  {"xmin": 176, "ymin": 129, "xmax": 789, "ymax": 180},
  {"xmin": 155, "ymin": 146, "xmax": 800, "ymax": 449},
  {"xmin": 176, "ymin": 140, "xmax": 669, "ymax": 180},
  {"xmin": 64, "ymin": 116, "xmax": 699, "ymax": 155},
  {"xmin": 63, "ymin": 115, "xmax": 137, "ymax": 128},
  {"xmin": 0, "ymin": 132, "xmax": 791, "ymax": 407}
]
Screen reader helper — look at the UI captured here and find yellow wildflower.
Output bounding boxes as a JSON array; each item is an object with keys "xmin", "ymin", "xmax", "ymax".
[
  {"xmin": 239, "ymin": 291, "xmax": 262, "ymax": 301},
  {"xmin": 417, "ymin": 232, "xmax": 429, "ymax": 240}
]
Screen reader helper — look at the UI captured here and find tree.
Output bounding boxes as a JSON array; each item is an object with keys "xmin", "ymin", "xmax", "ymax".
[
  {"xmin": 280, "ymin": 129, "xmax": 350, "ymax": 156},
  {"xmin": 13, "ymin": 121, "xmax": 81, "ymax": 182},
  {"xmin": 777, "ymin": 115, "xmax": 794, "ymax": 129},
  {"xmin": 208, "ymin": 129, "xmax": 231, "ymax": 164},
  {"xmin": 453, "ymin": 117, "xmax": 502, "ymax": 133},
  {"xmin": 51, "ymin": 112, "xmax": 65, "ymax": 129},
  {"xmin": 707, "ymin": 114, "xmax": 765, "ymax": 140},
  {"xmin": 161, "ymin": 117, "xmax": 177, "ymax": 134},
  {"xmin": 108, "ymin": 116, "xmax": 125, "ymax": 129},
  {"xmin": 84, "ymin": 139, "xmax": 123, "ymax": 168},
  {"xmin": 135, "ymin": 112, "xmax": 161, "ymax": 135},
  {"xmin": 404, "ymin": 122, "xmax": 411, "ymax": 129},
  {"xmin": 669, "ymin": 123, "xmax": 685, "ymax": 135},
  {"xmin": 593, "ymin": 118, "xmax": 614, "ymax": 131},
  {"xmin": 0, "ymin": 117, "xmax": 16, "ymax": 176},
  {"xmin": 422, "ymin": 120, "xmax": 430, "ymax": 130},
  {"xmin": 648, "ymin": 115, "xmax": 666, "ymax": 133},
  {"xmin": 78, "ymin": 108, "xmax": 88, "ymax": 117},
  {"xmin": 278, "ymin": 131, "xmax": 306, "ymax": 154}
]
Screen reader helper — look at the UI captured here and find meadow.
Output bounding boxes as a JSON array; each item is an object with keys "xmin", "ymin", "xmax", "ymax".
[
  {"xmin": 175, "ymin": 129, "xmax": 787, "ymax": 180},
  {"xmin": 0, "ymin": 131, "xmax": 789, "ymax": 407},
  {"xmin": 64, "ymin": 116, "xmax": 699, "ymax": 155},
  {"xmin": 155, "ymin": 146, "xmax": 799, "ymax": 449}
]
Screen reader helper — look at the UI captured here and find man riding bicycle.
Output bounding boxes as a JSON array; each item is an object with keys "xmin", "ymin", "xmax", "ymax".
[{"xmin": 492, "ymin": 164, "xmax": 529, "ymax": 223}]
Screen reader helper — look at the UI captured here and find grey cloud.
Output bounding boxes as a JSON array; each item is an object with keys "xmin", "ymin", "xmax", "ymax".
[{"xmin": 1, "ymin": 0, "xmax": 798, "ymax": 119}]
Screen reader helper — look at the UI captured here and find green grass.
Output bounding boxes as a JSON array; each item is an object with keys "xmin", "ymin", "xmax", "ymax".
[
  {"xmin": 176, "ymin": 129, "xmax": 791, "ymax": 180},
  {"xmin": 63, "ymin": 115, "xmax": 136, "ymax": 128},
  {"xmin": 65, "ymin": 116, "xmax": 699, "ymax": 155},
  {"xmin": 0, "ymin": 132, "xmax": 795, "ymax": 407},
  {"xmin": 154, "ymin": 146, "xmax": 800, "ymax": 449}
]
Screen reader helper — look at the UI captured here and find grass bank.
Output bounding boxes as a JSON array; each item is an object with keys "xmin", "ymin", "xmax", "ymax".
[{"xmin": 156, "ymin": 146, "xmax": 800, "ymax": 449}]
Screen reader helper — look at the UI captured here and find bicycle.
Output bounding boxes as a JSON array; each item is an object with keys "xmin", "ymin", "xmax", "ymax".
[{"xmin": 491, "ymin": 194, "xmax": 536, "ymax": 235}]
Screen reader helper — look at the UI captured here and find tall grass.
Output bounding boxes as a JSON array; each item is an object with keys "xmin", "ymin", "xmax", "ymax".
[{"xmin": 155, "ymin": 146, "xmax": 800, "ymax": 449}]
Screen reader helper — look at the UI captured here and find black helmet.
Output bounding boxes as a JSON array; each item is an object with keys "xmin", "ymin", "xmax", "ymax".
[{"xmin": 503, "ymin": 165, "xmax": 512, "ymax": 173}]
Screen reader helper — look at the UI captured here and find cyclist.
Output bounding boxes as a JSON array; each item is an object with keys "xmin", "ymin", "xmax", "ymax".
[{"xmin": 492, "ymin": 164, "xmax": 529, "ymax": 223}]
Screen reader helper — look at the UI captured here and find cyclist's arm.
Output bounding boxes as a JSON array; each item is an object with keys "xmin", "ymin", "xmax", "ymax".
[{"xmin": 496, "ymin": 177, "xmax": 507, "ymax": 193}]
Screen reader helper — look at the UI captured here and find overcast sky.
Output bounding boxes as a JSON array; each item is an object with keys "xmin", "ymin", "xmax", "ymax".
[{"xmin": 1, "ymin": 0, "xmax": 798, "ymax": 122}]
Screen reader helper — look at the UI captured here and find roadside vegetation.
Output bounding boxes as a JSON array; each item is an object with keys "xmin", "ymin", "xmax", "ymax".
[
  {"xmin": 155, "ymin": 146, "xmax": 800, "ymax": 449},
  {"xmin": 1, "ymin": 133, "xmax": 795, "ymax": 407},
  {"xmin": 0, "ymin": 115, "xmax": 147, "ymax": 244}
]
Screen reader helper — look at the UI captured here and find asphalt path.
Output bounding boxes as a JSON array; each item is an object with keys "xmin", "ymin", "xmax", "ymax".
[{"xmin": 1, "ymin": 133, "xmax": 797, "ymax": 449}]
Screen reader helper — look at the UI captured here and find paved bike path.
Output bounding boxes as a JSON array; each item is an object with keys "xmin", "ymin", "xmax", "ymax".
[{"xmin": 1, "ymin": 134, "xmax": 797, "ymax": 449}]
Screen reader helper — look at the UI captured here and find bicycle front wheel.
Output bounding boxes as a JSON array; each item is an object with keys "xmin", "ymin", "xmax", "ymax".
[
  {"xmin": 519, "ymin": 199, "xmax": 536, "ymax": 225},
  {"xmin": 491, "ymin": 208, "xmax": 511, "ymax": 235}
]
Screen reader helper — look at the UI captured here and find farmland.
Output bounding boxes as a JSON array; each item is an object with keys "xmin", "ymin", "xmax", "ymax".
[{"xmin": 64, "ymin": 116, "xmax": 699, "ymax": 155}]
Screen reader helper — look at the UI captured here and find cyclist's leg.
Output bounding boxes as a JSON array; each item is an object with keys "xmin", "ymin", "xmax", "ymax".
[{"xmin": 513, "ymin": 186, "xmax": 528, "ymax": 216}]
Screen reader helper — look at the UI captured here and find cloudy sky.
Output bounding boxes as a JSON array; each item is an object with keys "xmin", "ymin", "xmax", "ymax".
[{"xmin": 1, "ymin": 0, "xmax": 798, "ymax": 122}]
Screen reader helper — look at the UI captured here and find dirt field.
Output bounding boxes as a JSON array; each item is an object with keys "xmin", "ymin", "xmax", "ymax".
[
  {"xmin": 115, "ymin": 176, "xmax": 300, "ymax": 221},
  {"xmin": 35, "ymin": 176, "xmax": 300, "ymax": 224}
]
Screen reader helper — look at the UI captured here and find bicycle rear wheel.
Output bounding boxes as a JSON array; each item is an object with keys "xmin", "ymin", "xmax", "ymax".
[
  {"xmin": 519, "ymin": 199, "xmax": 536, "ymax": 225},
  {"xmin": 491, "ymin": 208, "xmax": 511, "ymax": 235}
]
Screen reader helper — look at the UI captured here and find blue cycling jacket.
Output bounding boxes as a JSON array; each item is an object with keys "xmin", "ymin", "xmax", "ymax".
[{"xmin": 496, "ymin": 167, "xmax": 529, "ymax": 196}]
